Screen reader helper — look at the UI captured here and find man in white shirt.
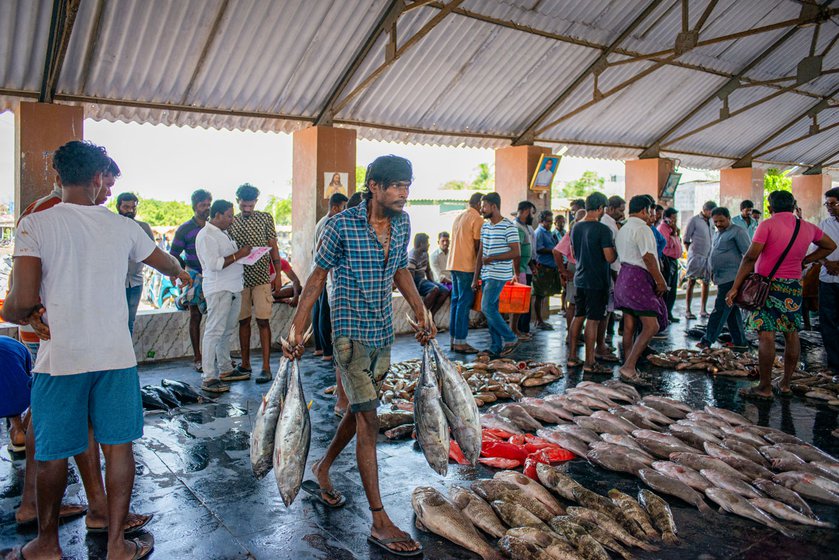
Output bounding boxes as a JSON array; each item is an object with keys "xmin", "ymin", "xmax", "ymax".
[
  {"xmin": 2, "ymin": 140, "xmax": 190, "ymax": 560},
  {"xmin": 820, "ymin": 187, "xmax": 839, "ymax": 374},
  {"xmin": 613, "ymin": 195, "xmax": 668, "ymax": 385},
  {"xmin": 597, "ymin": 195, "xmax": 624, "ymax": 361},
  {"xmin": 429, "ymin": 231, "xmax": 451, "ymax": 284},
  {"xmin": 196, "ymin": 200, "xmax": 252, "ymax": 393}
]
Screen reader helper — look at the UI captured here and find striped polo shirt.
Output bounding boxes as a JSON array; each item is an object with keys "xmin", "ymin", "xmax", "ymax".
[{"xmin": 480, "ymin": 218, "xmax": 518, "ymax": 281}]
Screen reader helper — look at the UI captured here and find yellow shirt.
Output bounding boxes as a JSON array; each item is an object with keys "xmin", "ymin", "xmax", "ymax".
[{"xmin": 447, "ymin": 207, "xmax": 484, "ymax": 273}]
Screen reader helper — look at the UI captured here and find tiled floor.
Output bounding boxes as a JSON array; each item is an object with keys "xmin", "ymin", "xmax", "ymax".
[{"xmin": 1, "ymin": 301, "xmax": 837, "ymax": 559}]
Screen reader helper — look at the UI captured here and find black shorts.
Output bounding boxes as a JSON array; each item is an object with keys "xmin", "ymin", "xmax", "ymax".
[{"xmin": 574, "ymin": 288, "xmax": 608, "ymax": 320}]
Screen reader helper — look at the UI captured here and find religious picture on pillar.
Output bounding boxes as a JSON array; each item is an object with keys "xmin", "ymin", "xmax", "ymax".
[
  {"xmin": 324, "ymin": 172, "xmax": 348, "ymax": 199},
  {"xmin": 530, "ymin": 155, "xmax": 560, "ymax": 192}
]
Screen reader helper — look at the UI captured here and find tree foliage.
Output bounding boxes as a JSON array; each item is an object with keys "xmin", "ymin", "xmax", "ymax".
[
  {"xmin": 356, "ymin": 165, "xmax": 367, "ymax": 190},
  {"xmin": 440, "ymin": 163, "xmax": 494, "ymax": 191},
  {"xmin": 264, "ymin": 195, "xmax": 292, "ymax": 226},
  {"xmin": 105, "ymin": 196, "xmax": 193, "ymax": 226},
  {"xmin": 561, "ymin": 170, "xmax": 604, "ymax": 198},
  {"xmin": 763, "ymin": 168, "xmax": 792, "ymax": 216}
]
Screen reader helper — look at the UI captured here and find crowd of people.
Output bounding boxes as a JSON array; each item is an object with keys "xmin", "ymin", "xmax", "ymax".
[{"xmin": 2, "ymin": 140, "xmax": 839, "ymax": 558}]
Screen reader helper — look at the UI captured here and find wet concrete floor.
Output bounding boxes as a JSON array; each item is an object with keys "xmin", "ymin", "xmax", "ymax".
[{"xmin": 1, "ymin": 300, "xmax": 837, "ymax": 559}]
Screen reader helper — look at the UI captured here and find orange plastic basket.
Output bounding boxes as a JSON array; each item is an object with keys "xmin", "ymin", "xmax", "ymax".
[{"xmin": 472, "ymin": 282, "xmax": 532, "ymax": 314}]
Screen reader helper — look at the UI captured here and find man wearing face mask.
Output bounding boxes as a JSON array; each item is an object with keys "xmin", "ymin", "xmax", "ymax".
[{"xmin": 116, "ymin": 193, "xmax": 155, "ymax": 336}]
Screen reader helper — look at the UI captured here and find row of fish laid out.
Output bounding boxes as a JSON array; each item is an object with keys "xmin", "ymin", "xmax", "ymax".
[
  {"xmin": 412, "ymin": 465, "xmax": 682, "ymax": 560},
  {"xmin": 785, "ymin": 371, "xmax": 839, "ymax": 407},
  {"xmin": 140, "ymin": 379, "xmax": 214, "ymax": 411},
  {"xmin": 646, "ymin": 347, "xmax": 762, "ymax": 378},
  {"xmin": 250, "ymin": 327, "xmax": 313, "ymax": 507},
  {"xmin": 470, "ymin": 378, "xmax": 839, "ymax": 536}
]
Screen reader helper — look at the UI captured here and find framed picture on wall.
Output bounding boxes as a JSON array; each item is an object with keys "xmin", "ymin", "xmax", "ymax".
[
  {"xmin": 324, "ymin": 172, "xmax": 348, "ymax": 199},
  {"xmin": 530, "ymin": 155, "xmax": 560, "ymax": 192}
]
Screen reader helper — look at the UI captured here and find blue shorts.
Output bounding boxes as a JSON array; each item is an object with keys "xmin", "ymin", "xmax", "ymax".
[
  {"xmin": 417, "ymin": 278, "xmax": 449, "ymax": 297},
  {"xmin": 31, "ymin": 368, "xmax": 143, "ymax": 461}
]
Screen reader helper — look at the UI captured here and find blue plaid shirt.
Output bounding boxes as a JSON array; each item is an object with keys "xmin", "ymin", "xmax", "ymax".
[{"xmin": 315, "ymin": 200, "xmax": 410, "ymax": 348}]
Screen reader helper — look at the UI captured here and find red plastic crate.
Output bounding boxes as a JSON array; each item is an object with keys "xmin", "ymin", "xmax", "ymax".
[{"xmin": 472, "ymin": 282, "xmax": 532, "ymax": 314}]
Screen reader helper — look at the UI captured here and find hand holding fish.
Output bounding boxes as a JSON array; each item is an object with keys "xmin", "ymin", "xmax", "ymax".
[
  {"xmin": 408, "ymin": 307, "xmax": 437, "ymax": 346},
  {"xmin": 281, "ymin": 322, "xmax": 313, "ymax": 360}
]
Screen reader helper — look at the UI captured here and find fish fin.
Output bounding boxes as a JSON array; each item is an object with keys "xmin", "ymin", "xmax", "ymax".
[{"xmin": 415, "ymin": 517, "xmax": 428, "ymax": 531}]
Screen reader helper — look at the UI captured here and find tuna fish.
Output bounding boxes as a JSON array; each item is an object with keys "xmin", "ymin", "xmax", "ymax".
[
  {"xmin": 431, "ymin": 340, "xmax": 482, "ymax": 464},
  {"xmin": 639, "ymin": 468, "xmax": 712, "ymax": 514},
  {"xmin": 250, "ymin": 357, "xmax": 289, "ymax": 479},
  {"xmin": 273, "ymin": 358, "xmax": 311, "ymax": 506},
  {"xmin": 412, "ymin": 487, "xmax": 501, "ymax": 560},
  {"xmin": 704, "ymin": 487, "xmax": 794, "ymax": 537},
  {"xmin": 638, "ymin": 489, "xmax": 680, "ymax": 545},
  {"xmin": 414, "ymin": 345, "xmax": 450, "ymax": 475},
  {"xmin": 449, "ymin": 486, "xmax": 507, "ymax": 539}
]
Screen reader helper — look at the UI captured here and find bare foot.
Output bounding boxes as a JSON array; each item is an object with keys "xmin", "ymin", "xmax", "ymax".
[
  {"xmin": 85, "ymin": 511, "xmax": 151, "ymax": 532},
  {"xmin": 16, "ymin": 503, "xmax": 86, "ymax": 526},
  {"xmin": 371, "ymin": 515, "xmax": 420, "ymax": 554}
]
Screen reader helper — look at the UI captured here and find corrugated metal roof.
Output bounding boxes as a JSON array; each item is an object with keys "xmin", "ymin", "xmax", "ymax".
[{"xmin": 1, "ymin": 0, "xmax": 837, "ymax": 169}]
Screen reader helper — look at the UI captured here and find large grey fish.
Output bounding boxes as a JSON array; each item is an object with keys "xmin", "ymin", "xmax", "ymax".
[
  {"xmin": 704, "ymin": 442, "xmax": 773, "ymax": 480},
  {"xmin": 639, "ymin": 468, "xmax": 712, "ymax": 513},
  {"xmin": 549, "ymin": 517, "xmax": 611, "ymax": 560},
  {"xmin": 626, "ymin": 404, "xmax": 675, "ymax": 426},
  {"xmin": 554, "ymin": 423, "xmax": 602, "ymax": 444},
  {"xmin": 704, "ymin": 405, "xmax": 751, "ymax": 426},
  {"xmin": 752, "ymin": 478, "xmax": 815, "ymax": 518},
  {"xmin": 776, "ymin": 443, "xmax": 839, "ymax": 464},
  {"xmin": 773, "ymin": 471, "xmax": 839, "ymax": 505},
  {"xmin": 273, "ymin": 358, "xmax": 310, "ymax": 506},
  {"xmin": 719, "ymin": 425, "xmax": 766, "ymax": 448},
  {"xmin": 412, "ymin": 487, "xmax": 502, "ymax": 560},
  {"xmin": 589, "ymin": 441, "xmax": 654, "ymax": 465},
  {"xmin": 600, "ymin": 433, "xmax": 650, "ymax": 454},
  {"xmin": 642, "ymin": 395, "xmax": 693, "ymax": 414},
  {"xmin": 518, "ymin": 399, "xmax": 567, "ymax": 424},
  {"xmin": 760, "ymin": 445, "xmax": 807, "ymax": 471},
  {"xmin": 576, "ymin": 381, "xmax": 637, "ymax": 403},
  {"xmin": 414, "ymin": 345, "xmax": 450, "ymax": 475},
  {"xmin": 570, "ymin": 486, "xmax": 641, "ymax": 540},
  {"xmin": 700, "ymin": 469, "xmax": 764, "ymax": 499},
  {"xmin": 686, "ymin": 410, "xmax": 732, "ymax": 429},
  {"xmin": 473, "ymin": 479, "xmax": 555, "ymax": 522},
  {"xmin": 675, "ymin": 418, "xmax": 724, "ymax": 438},
  {"xmin": 651, "ymin": 461, "xmax": 713, "ymax": 492},
  {"xmin": 602, "ymin": 379, "xmax": 642, "ymax": 401},
  {"xmin": 536, "ymin": 464, "xmax": 585, "ymax": 502},
  {"xmin": 573, "ymin": 416, "xmax": 630, "ymax": 436},
  {"xmin": 538, "ymin": 429, "xmax": 590, "ymax": 459},
  {"xmin": 570, "ymin": 388, "xmax": 619, "ymax": 408},
  {"xmin": 721, "ymin": 438, "xmax": 769, "ymax": 467},
  {"xmin": 481, "ymin": 413, "xmax": 524, "ymax": 435},
  {"xmin": 608, "ymin": 489, "xmax": 660, "ymax": 543},
  {"xmin": 161, "ymin": 378, "xmax": 212, "ymax": 403},
  {"xmin": 505, "ymin": 527, "xmax": 584, "ymax": 560},
  {"xmin": 640, "ymin": 397, "xmax": 687, "ymax": 419},
  {"xmin": 590, "ymin": 410, "xmax": 640, "ymax": 433},
  {"xmin": 670, "ymin": 452, "xmax": 750, "ymax": 482},
  {"xmin": 546, "ymin": 395, "xmax": 595, "ymax": 416},
  {"xmin": 635, "ymin": 435, "xmax": 700, "ymax": 459},
  {"xmin": 704, "ymin": 487, "xmax": 794, "ymax": 537},
  {"xmin": 763, "ymin": 431, "xmax": 807, "ymax": 446},
  {"xmin": 491, "ymin": 500, "xmax": 553, "ymax": 532},
  {"xmin": 449, "ymin": 486, "xmax": 507, "ymax": 538},
  {"xmin": 492, "ymin": 403, "xmax": 543, "ymax": 432},
  {"xmin": 811, "ymin": 461, "xmax": 839, "ymax": 480},
  {"xmin": 610, "ymin": 406, "xmax": 661, "ymax": 431},
  {"xmin": 250, "ymin": 357, "xmax": 289, "ymax": 479},
  {"xmin": 431, "ymin": 340, "xmax": 481, "ymax": 464},
  {"xmin": 494, "ymin": 470, "xmax": 565, "ymax": 516},
  {"xmin": 566, "ymin": 393, "xmax": 612, "ymax": 412},
  {"xmin": 668, "ymin": 423, "xmax": 722, "ymax": 448},
  {"xmin": 638, "ymin": 489, "xmax": 680, "ymax": 545},
  {"xmin": 749, "ymin": 498, "xmax": 835, "ymax": 528},
  {"xmin": 498, "ymin": 535, "xmax": 555, "ymax": 560},
  {"xmin": 567, "ymin": 507, "xmax": 660, "ymax": 552},
  {"xmin": 586, "ymin": 446, "xmax": 649, "ymax": 476}
]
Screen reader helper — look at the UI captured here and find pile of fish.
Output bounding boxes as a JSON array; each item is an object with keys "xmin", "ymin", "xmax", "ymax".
[
  {"xmin": 787, "ymin": 372, "xmax": 839, "ymax": 407},
  {"xmin": 414, "ymin": 339, "xmax": 482, "ymax": 475},
  {"xmin": 646, "ymin": 348, "xmax": 761, "ymax": 377},
  {"xmin": 250, "ymin": 327, "xmax": 312, "ymax": 506},
  {"xmin": 477, "ymin": 378, "xmax": 839, "ymax": 536},
  {"xmin": 140, "ymin": 379, "xmax": 213, "ymax": 411},
  {"xmin": 412, "ymin": 466, "xmax": 682, "ymax": 560}
]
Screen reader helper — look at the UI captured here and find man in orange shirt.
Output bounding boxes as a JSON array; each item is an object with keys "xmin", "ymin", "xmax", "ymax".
[{"xmin": 446, "ymin": 192, "xmax": 484, "ymax": 354}]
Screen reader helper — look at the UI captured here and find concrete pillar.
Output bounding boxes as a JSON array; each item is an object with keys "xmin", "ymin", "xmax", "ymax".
[
  {"xmin": 494, "ymin": 145, "xmax": 552, "ymax": 217},
  {"xmin": 624, "ymin": 158, "xmax": 675, "ymax": 202},
  {"xmin": 14, "ymin": 102, "xmax": 84, "ymax": 220},
  {"xmin": 720, "ymin": 167, "xmax": 764, "ymax": 215},
  {"xmin": 291, "ymin": 125, "xmax": 357, "ymax": 274},
  {"xmin": 792, "ymin": 173, "xmax": 831, "ymax": 224}
]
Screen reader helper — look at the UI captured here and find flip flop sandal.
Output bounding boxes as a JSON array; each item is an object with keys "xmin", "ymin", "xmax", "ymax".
[
  {"xmin": 301, "ymin": 480, "xmax": 347, "ymax": 508},
  {"xmin": 127, "ymin": 533, "xmax": 154, "ymax": 560},
  {"xmin": 193, "ymin": 361, "xmax": 203, "ymax": 373},
  {"xmin": 739, "ymin": 386, "xmax": 773, "ymax": 402},
  {"xmin": 500, "ymin": 342, "xmax": 520, "ymax": 357},
  {"xmin": 771, "ymin": 382, "xmax": 793, "ymax": 398},
  {"xmin": 16, "ymin": 503, "xmax": 87, "ymax": 527},
  {"xmin": 596, "ymin": 353, "xmax": 620, "ymax": 363},
  {"xmin": 685, "ymin": 313, "xmax": 697, "ymax": 320},
  {"xmin": 87, "ymin": 513, "xmax": 154, "ymax": 535},
  {"xmin": 566, "ymin": 358, "xmax": 583, "ymax": 368},
  {"xmin": 619, "ymin": 374, "xmax": 652, "ymax": 387},
  {"xmin": 367, "ymin": 535, "xmax": 423, "ymax": 557},
  {"xmin": 334, "ymin": 407, "xmax": 346, "ymax": 418},
  {"xmin": 583, "ymin": 363, "xmax": 613, "ymax": 374}
]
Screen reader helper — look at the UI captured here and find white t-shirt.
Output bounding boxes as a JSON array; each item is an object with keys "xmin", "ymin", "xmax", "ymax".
[
  {"xmin": 14, "ymin": 203, "xmax": 156, "ymax": 375},
  {"xmin": 600, "ymin": 212, "xmax": 621, "ymax": 273},
  {"xmin": 615, "ymin": 216, "xmax": 658, "ymax": 269}
]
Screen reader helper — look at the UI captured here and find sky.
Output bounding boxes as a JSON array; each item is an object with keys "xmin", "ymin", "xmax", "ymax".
[{"xmin": 0, "ymin": 111, "xmax": 629, "ymax": 209}]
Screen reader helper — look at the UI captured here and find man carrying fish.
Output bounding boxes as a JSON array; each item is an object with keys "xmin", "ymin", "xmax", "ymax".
[{"xmin": 285, "ymin": 155, "xmax": 434, "ymax": 556}]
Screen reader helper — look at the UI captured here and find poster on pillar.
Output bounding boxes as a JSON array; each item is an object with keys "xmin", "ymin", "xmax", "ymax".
[
  {"xmin": 530, "ymin": 155, "xmax": 560, "ymax": 192},
  {"xmin": 324, "ymin": 172, "xmax": 348, "ymax": 199}
]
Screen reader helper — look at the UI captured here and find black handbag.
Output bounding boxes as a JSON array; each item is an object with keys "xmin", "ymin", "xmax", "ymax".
[{"xmin": 734, "ymin": 218, "xmax": 800, "ymax": 311}]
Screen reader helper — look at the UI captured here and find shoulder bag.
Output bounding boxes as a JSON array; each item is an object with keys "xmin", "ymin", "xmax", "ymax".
[{"xmin": 734, "ymin": 217, "xmax": 800, "ymax": 311}]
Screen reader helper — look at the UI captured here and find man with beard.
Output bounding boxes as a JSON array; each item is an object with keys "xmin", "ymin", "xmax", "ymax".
[
  {"xmin": 116, "ymin": 192, "xmax": 155, "ymax": 336},
  {"xmin": 284, "ymin": 155, "xmax": 432, "ymax": 556},
  {"xmin": 170, "ymin": 189, "xmax": 213, "ymax": 372},
  {"xmin": 732, "ymin": 199, "xmax": 758, "ymax": 240},
  {"xmin": 683, "ymin": 200, "xmax": 716, "ymax": 319},
  {"xmin": 511, "ymin": 201, "xmax": 536, "ymax": 339}
]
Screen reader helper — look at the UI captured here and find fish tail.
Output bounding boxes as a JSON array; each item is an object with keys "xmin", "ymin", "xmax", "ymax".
[{"xmin": 662, "ymin": 531, "xmax": 680, "ymax": 546}]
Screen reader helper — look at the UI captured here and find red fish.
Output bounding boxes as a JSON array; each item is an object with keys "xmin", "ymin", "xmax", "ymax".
[
  {"xmin": 478, "ymin": 457, "xmax": 522, "ymax": 469},
  {"xmin": 482, "ymin": 428, "xmax": 515, "ymax": 440},
  {"xmin": 481, "ymin": 440, "xmax": 529, "ymax": 462},
  {"xmin": 509, "ymin": 434, "xmax": 527, "ymax": 446},
  {"xmin": 523, "ymin": 450, "xmax": 551, "ymax": 480},
  {"xmin": 544, "ymin": 447, "xmax": 576, "ymax": 463},
  {"xmin": 448, "ymin": 440, "xmax": 470, "ymax": 465}
]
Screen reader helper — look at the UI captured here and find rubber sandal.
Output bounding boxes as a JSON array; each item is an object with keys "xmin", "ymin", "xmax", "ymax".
[
  {"xmin": 739, "ymin": 386, "xmax": 773, "ymax": 402},
  {"xmin": 567, "ymin": 358, "xmax": 583, "ymax": 368},
  {"xmin": 301, "ymin": 480, "xmax": 346, "ymax": 508},
  {"xmin": 596, "ymin": 353, "xmax": 620, "ymax": 363},
  {"xmin": 367, "ymin": 535, "xmax": 423, "ymax": 557},
  {"xmin": 452, "ymin": 344, "xmax": 479, "ymax": 355},
  {"xmin": 500, "ymin": 342, "xmax": 520, "ymax": 357},
  {"xmin": 87, "ymin": 513, "xmax": 154, "ymax": 535},
  {"xmin": 127, "ymin": 533, "xmax": 154, "ymax": 560},
  {"xmin": 685, "ymin": 312, "xmax": 697, "ymax": 320},
  {"xmin": 255, "ymin": 371, "xmax": 272, "ymax": 384},
  {"xmin": 193, "ymin": 361, "xmax": 203, "ymax": 373},
  {"xmin": 583, "ymin": 363, "xmax": 613, "ymax": 374},
  {"xmin": 619, "ymin": 374, "xmax": 652, "ymax": 387},
  {"xmin": 16, "ymin": 503, "xmax": 87, "ymax": 527},
  {"xmin": 8, "ymin": 441, "xmax": 25, "ymax": 453},
  {"xmin": 200, "ymin": 380, "xmax": 230, "ymax": 394},
  {"xmin": 771, "ymin": 382, "xmax": 793, "ymax": 398}
]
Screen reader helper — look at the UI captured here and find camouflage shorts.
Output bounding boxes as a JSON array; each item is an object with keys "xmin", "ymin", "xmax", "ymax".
[{"xmin": 333, "ymin": 337, "xmax": 391, "ymax": 413}]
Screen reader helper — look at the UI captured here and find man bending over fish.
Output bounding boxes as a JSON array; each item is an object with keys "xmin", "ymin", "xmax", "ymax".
[{"xmin": 285, "ymin": 155, "xmax": 435, "ymax": 557}]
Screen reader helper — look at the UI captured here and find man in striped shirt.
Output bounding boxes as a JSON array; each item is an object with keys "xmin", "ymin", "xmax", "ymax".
[{"xmin": 473, "ymin": 192, "xmax": 521, "ymax": 358}]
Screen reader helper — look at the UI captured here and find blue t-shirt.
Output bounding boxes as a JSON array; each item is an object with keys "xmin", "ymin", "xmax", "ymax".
[
  {"xmin": 0, "ymin": 336, "xmax": 32, "ymax": 418},
  {"xmin": 651, "ymin": 225, "xmax": 666, "ymax": 258},
  {"xmin": 534, "ymin": 225, "xmax": 558, "ymax": 268}
]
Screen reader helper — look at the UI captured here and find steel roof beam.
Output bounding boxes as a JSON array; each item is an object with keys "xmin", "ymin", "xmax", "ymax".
[
  {"xmin": 512, "ymin": 0, "xmax": 667, "ymax": 146},
  {"xmin": 804, "ymin": 147, "xmax": 839, "ymax": 173},
  {"xmin": 39, "ymin": 0, "xmax": 81, "ymax": 103}
]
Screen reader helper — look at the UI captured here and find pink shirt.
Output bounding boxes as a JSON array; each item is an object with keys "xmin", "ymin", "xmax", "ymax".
[
  {"xmin": 553, "ymin": 232, "xmax": 575, "ymax": 264},
  {"xmin": 657, "ymin": 221, "xmax": 683, "ymax": 260},
  {"xmin": 753, "ymin": 213, "xmax": 823, "ymax": 279}
]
